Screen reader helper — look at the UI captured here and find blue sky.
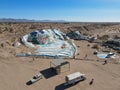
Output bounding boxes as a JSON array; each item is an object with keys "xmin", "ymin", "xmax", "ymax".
[{"xmin": 0, "ymin": 0, "xmax": 120, "ymax": 22}]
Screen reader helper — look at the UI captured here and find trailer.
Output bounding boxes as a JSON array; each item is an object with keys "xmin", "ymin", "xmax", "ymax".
[{"xmin": 65, "ymin": 72, "xmax": 86, "ymax": 85}]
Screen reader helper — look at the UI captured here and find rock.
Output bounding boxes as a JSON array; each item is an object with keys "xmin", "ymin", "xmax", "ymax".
[
  {"xmin": 0, "ymin": 43, "xmax": 5, "ymax": 47},
  {"xmin": 12, "ymin": 42, "xmax": 21, "ymax": 47}
]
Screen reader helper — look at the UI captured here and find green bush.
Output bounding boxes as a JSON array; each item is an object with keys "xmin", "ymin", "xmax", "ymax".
[
  {"xmin": 98, "ymin": 35, "xmax": 109, "ymax": 41},
  {"xmin": 92, "ymin": 44, "xmax": 99, "ymax": 50}
]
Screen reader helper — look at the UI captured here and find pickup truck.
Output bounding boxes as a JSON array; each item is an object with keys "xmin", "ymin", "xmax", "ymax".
[{"xmin": 30, "ymin": 73, "xmax": 42, "ymax": 84}]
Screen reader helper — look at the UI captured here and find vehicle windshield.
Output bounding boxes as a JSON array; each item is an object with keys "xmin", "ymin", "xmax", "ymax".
[
  {"xmin": 81, "ymin": 76, "xmax": 84, "ymax": 78},
  {"xmin": 33, "ymin": 76, "xmax": 37, "ymax": 79}
]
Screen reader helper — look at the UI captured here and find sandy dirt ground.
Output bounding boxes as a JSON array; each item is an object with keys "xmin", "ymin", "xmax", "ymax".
[
  {"xmin": 0, "ymin": 23, "xmax": 120, "ymax": 90},
  {"xmin": 0, "ymin": 40, "xmax": 120, "ymax": 90}
]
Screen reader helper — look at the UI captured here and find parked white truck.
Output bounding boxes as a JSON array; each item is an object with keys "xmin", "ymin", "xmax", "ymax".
[
  {"xmin": 65, "ymin": 72, "xmax": 86, "ymax": 85},
  {"xmin": 30, "ymin": 73, "xmax": 42, "ymax": 83}
]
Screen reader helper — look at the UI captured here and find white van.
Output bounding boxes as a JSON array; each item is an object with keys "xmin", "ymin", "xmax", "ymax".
[{"xmin": 65, "ymin": 72, "xmax": 86, "ymax": 85}]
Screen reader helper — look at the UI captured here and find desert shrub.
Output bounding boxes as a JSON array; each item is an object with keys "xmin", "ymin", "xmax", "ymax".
[
  {"xmin": 9, "ymin": 27, "xmax": 15, "ymax": 33},
  {"xmin": 98, "ymin": 35, "xmax": 109, "ymax": 41},
  {"xmin": 117, "ymin": 51, "xmax": 120, "ymax": 54},
  {"xmin": 92, "ymin": 44, "xmax": 99, "ymax": 50},
  {"xmin": 83, "ymin": 33, "xmax": 89, "ymax": 36},
  {"xmin": 114, "ymin": 35, "xmax": 120, "ymax": 39},
  {"xmin": 29, "ymin": 25, "xmax": 36, "ymax": 29},
  {"xmin": 83, "ymin": 26, "xmax": 89, "ymax": 31}
]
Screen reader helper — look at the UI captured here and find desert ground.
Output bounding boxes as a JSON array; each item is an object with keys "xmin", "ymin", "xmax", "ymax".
[{"xmin": 0, "ymin": 22, "xmax": 120, "ymax": 90}]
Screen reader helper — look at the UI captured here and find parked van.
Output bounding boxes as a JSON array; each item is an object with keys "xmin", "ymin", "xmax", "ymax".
[{"xmin": 65, "ymin": 72, "xmax": 86, "ymax": 85}]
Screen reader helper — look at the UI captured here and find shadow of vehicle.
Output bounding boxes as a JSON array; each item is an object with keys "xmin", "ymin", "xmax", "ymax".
[
  {"xmin": 26, "ymin": 81, "xmax": 32, "ymax": 85},
  {"xmin": 55, "ymin": 82, "xmax": 80, "ymax": 90}
]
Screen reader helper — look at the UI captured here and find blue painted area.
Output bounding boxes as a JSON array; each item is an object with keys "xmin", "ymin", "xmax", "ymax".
[
  {"xmin": 36, "ymin": 40, "xmax": 75, "ymax": 57},
  {"xmin": 97, "ymin": 54, "xmax": 108, "ymax": 59},
  {"xmin": 97, "ymin": 53, "xmax": 115, "ymax": 59},
  {"xmin": 20, "ymin": 29, "xmax": 76, "ymax": 58}
]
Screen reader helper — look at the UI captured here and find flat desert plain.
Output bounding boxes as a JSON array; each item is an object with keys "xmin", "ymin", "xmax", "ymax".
[{"xmin": 0, "ymin": 22, "xmax": 120, "ymax": 90}]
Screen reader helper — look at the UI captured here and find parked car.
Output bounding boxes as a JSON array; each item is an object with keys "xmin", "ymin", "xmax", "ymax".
[
  {"xmin": 30, "ymin": 73, "xmax": 42, "ymax": 83},
  {"xmin": 65, "ymin": 72, "xmax": 86, "ymax": 85}
]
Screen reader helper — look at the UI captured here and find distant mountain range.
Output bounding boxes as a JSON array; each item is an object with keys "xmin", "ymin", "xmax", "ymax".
[{"xmin": 0, "ymin": 18, "xmax": 66, "ymax": 22}]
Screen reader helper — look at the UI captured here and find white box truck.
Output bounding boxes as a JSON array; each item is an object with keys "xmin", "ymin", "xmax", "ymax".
[{"xmin": 65, "ymin": 72, "xmax": 86, "ymax": 85}]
